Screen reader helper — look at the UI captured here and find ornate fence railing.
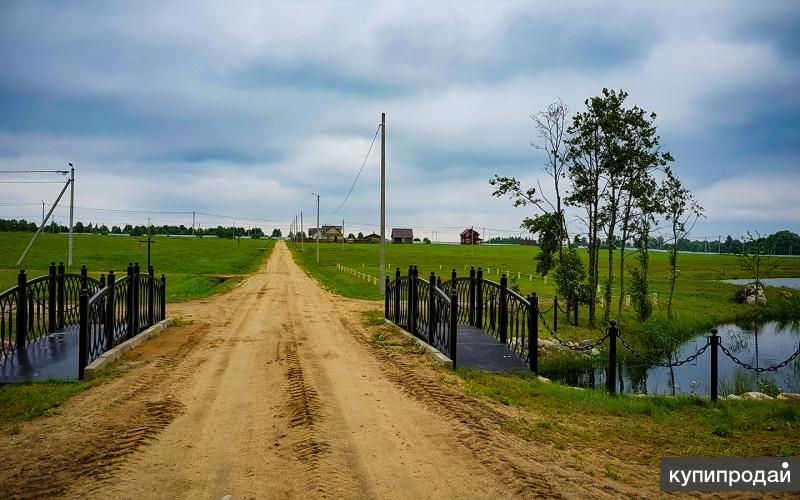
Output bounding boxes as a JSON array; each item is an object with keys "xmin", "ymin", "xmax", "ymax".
[
  {"xmin": 1, "ymin": 261, "xmax": 166, "ymax": 380},
  {"xmin": 385, "ymin": 266, "xmax": 458, "ymax": 366}
]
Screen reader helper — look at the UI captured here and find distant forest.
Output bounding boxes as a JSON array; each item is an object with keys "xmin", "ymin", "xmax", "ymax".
[
  {"xmin": 0, "ymin": 218, "xmax": 274, "ymax": 239},
  {"xmin": 489, "ymin": 230, "xmax": 800, "ymax": 255}
]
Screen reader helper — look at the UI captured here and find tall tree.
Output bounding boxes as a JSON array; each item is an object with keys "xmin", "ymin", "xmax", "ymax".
[
  {"xmin": 663, "ymin": 170, "xmax": 703, "ymax": 318},
  {"xmin": 737, "ymin": 231, "xmax": 781, "ymax": 290}
]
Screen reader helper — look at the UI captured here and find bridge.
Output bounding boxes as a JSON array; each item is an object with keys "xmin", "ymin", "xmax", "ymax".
[
  {"xmin": 1, "ymin": 263, "xmax": 166, "ymax": 382},
  {"xmin": 385, "ymin": 265, "xmax": 542, "ymax": 372}
]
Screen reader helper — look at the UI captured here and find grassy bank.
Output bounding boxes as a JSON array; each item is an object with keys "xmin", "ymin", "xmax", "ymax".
[
  {"xmin": 0, "ymin": 232, "xmax": 275, "ymax": 301},
  {"xmin": 0, "ymin": 369, "xmax": 120, "ymax": 432},
  {"xmin": 460, "ymin": 369, "xmax": 799, "ymax": 460}
]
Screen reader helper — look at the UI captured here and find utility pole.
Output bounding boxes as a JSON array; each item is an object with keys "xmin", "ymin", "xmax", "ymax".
[
  {"xmin": 300, "ymin": 211, "xmax": 304, "ymax": 251},
  {"xmin": 139, "ymin": 217, "xmax": 154, "ymax": 269},
  {"xmin": 42, "ymin": 201, "xmax": 45, "ymax": 228},
  {"xmin": 68, "ymin": 163, "xmax": 74, "ymax": 266},
  {"xmin": 312, "ymin": 192, "xmax": 320, "ymax": 264},
  {"xmin": 718, "ymin": 235, "xmax": 721, "ymax": 255},
  {"xmin": 192, "ymin": 211, "xmax": 195, "ymax": 236},
  {"xmin": 380, "ymin": 112, "xmax": 386, "ymax": 294},
  {"xmin": 342, "ymin": 218, "xmax": 345, "ymax": 250}
]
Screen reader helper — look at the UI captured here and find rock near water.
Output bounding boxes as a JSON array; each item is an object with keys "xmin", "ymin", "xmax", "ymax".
[{"xmin": 734, "ymin": 283, "xmax": 767, "ymax": 305}]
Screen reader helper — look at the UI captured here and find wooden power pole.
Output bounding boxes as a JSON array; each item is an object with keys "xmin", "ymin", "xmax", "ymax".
[{"xmin": 380, "ymin": 112, "xmax": 386, "ymax": 295}]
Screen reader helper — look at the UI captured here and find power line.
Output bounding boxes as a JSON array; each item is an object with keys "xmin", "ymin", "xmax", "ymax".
[
  {"xmin": 0, "ymin": 170, "xmax": 69, "ymax": 175},
  {"xmin": 330, "ymin": 124, "xmax": 381, "ymax": 215}
]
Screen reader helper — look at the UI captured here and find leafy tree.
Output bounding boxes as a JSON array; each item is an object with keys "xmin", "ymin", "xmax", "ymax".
[
  {"xmin": 423, "ymin": 237, "xmax": 431, "ymax": 244},
  {"xmin": 358, "ymin": 232, "xmax": 364, "ymax": 239},
  {"xmin": 347, "ymin": 233, "xmax": 355, "ymax": 239},
  {"xmin": 663, "ymin": 170, "xmax": 703, "ymax": 318},
  {"xmin": 737, "ymin": 231, "xmax": 781, "ymax": 290},
  {"xmin": 271, "ymin": 228, "xmax": 282, "ymax": 238}
]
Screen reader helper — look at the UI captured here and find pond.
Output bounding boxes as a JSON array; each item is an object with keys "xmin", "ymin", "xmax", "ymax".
[
  {"xmin": 542, "ymin": 321, "xmax": 800, "ymax": 396},
  {"xmin": 721, "ymin": 277, "xmax": 800, "ymax": 290}
]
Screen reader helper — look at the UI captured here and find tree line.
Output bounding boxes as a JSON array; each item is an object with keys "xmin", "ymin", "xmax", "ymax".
[{"xmin": 0, "ymin": 218, "xmax": 288, "ymax": 239}]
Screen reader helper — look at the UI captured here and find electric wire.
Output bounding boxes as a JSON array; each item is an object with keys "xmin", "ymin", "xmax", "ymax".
[{"xmin": 330, "ymin": 124, "xmax": 381, "ymax": 215}]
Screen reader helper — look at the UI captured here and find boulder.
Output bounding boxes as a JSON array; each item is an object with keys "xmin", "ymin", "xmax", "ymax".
[
  {"xmin": 740, "ymin": 391, "xmax": 773, "ymax": 400},
  {"xmin": 539, "ymin": 339, "xmax": 558, "ymax": 350},
  {"xmin": 725, "ymin": 394, "xmax": 742, "ymax": 400},
  {"xmin": 579, "ymin": 339, "xmax": 594, "ymax": 348},
  {"xmin": 536, "ymin": 375, "xmax": 551, "ymax": 383},
  {"xmin": 589, "ymin": 348, "xmax": 601, "ymax": 356},
  {"xmin": 777, "ymin": 392, "xmax": 800, "ymax": 400},
  {"xmin": 734, "ymin": 284, "xmax": 767, "ymax": 305},
  {"xmin": 779, "ymin": 290, "xmax": 793, "ymax": 299}
]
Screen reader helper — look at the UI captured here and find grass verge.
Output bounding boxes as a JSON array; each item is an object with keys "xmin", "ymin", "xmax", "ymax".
[
  {"xmin": 460, "ymin": 369, "xmax": 800, "ymax": 460},
  {"xmin": 0, "ymin": 368, "xmax": 121, "ymax": 432}
]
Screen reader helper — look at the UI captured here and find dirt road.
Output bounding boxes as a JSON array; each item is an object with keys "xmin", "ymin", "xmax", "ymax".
[{"xmin": 0, "ymin": 242, "xmax": 651, "ymax": 498}]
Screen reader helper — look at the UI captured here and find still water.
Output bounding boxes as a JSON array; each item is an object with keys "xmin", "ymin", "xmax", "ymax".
[
  {"xmin": 546, "ymin": 321, "xmax": 800, "ymax": 396},
  {"xmin": 722, "ymin": 278, "xmax": 800, "ymax": 290}
]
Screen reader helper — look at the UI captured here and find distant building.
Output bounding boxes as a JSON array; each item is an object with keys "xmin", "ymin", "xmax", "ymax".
[
  {"xmin": 308, "ymin": 225, "xmax": 344, "ymax": 242},
  {"xmin": 460, "ymin": 228, "xmax": 481, "ymax": 245},
  {"xmin": 391, "ymin": 228, "xmax": 414, "ymax": 244},
  {"xmin": 362, "ymin": 232, "xmax": 381, "ymax": 243}
]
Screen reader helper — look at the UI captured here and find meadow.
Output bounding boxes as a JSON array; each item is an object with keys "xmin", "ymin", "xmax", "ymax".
[
  {"xmin": 0, "ymin": 232, "xmax": 274, "ymax": 301},
  {"xmin": 289, "ymin": 241, "xmax": 800, "ymax": 345}
]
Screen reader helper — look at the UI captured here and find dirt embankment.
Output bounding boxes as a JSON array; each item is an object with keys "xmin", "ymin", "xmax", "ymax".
[{"xmin": 0, "ymin": 242, "xmax": 653, "ymax": 498}]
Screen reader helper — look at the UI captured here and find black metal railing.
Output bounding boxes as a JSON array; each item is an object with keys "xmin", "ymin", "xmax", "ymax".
[
  {"xmin": 385, "ymin": 266, "xmax": 458, "ymax": 366},
  {"xmin": 0, "ymin": 261, "xmax": 167, "ymax": 380},
  {"xmin": 78, "ymin": 262, "xmax": 167, "ymax": 378}
]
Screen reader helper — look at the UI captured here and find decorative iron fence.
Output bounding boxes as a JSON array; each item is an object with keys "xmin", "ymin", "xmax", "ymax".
[
  {"xmin": 79, "ymin": 263, "xmax": 166, "ymax": 378},
  {"xmin": 0, "ymin": 261, "xmax": 167, "ymax": 380},
  {"xmin": 385, "ymin": 265, "xmax": 458, "ymax": 366}
]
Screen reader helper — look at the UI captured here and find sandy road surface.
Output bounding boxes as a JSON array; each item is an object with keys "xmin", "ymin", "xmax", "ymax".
[{"xmin": 1, "ymin": 242, "xmax": 651, "ymax": 499}]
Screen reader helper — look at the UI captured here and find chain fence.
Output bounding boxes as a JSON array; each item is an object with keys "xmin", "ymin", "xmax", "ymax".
[
  {"xmin": 617, "ymin": 333, "xmax": 711, "ymax": 368},
  {"xmin": 719, "ymin": 342, "xmax": 800, "ymax": 373},
  {"xmin": 538, "ymin": 312, "xmax": 609, "ymax": 351}
]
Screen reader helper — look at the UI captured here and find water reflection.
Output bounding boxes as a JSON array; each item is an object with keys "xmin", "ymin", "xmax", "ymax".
[{"xmin": 543, "ymin": 321, "xmax": 800, "ymax": 395}]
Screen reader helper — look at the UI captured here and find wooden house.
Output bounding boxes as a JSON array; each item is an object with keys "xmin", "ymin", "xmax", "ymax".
[
  {"xmin": 460, "ymin": 228, "xmax": 481, "ymax": 245},
  {"xmin": 391, "ymin": 228, "xmax": 414, "ymax": 244}
]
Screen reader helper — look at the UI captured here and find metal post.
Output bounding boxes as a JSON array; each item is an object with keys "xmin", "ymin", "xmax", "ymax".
[
  {"xmin": 68, "ymin": 163, "xmax": 74, "ymax": 266},
  {"xmin": 48, "ymin": 262, "xmax": 56, "ymax": 333},
  {"xmin": 499, "ymin": 274, "xmax": 508, "ymax": 344},
  {"xmin": 553, "ymin": 295, "xmax": 558, "ymax": 333},
  {"xmin": 160, "ymin": 274, "xmax": 167, "ymax": 321},
  {"xmin": 607, "ymin": 320, "xmax": 618, "ymax": 394},
  {"xmin": 451, "ymin": 269, "xmax": 457, "ymax": 289},
  {"xmin": 57, "ymin": 262, "xmax": 65, "ymax": 330},
  {"xmin": 476, "ymin": 267, "xmax": 483, "ymax": 329},
  {"xmin": 106, "ymin": 270, "xmax": 116, "ymax": 351},
  {"xmin": 78, "ymin": 288, "xmax": 88, "ymax": 379},
  {"xmin": 393, "ymin": 268, "xmax": 400, "ymax": 324},
  {"xmin": 380, "ymin": 112, "xmax": 386, "ymax": 295},
  {"xmin": 449, "ymin": 290, "xmax": 458, "ymax": 368},
  {"xmin": 147, "ymin": 265, "xmax": 155, "ymax": 326},
  {"xmin": 16, "ymin": 269, "xmax": 27, "ymax": 349},
  {"xmin": 710, "ymin": 328, "xmax": 719, "ymax": 402},
  {"xmin": 530, "ymin": 293, "xmax": 539, "ymax": 372},
  {"xmin": 409, "ymin": 266, "xmax": 417, "ymax": 335},
  {"xmin": 428, "ymin": 271, "xmax": 436, "ymax": 344},
  {"xmin": 132, "ymin": 262, "xmax": 140, "ymax": 335},
  {"xmin": 127, "ymin": 263, "xmax": 134, "ymax": 338},
  {"xmin": 80, "ymin": 265, "xmax": 88, "ymax": 291},
  {"xmin": 469, "ymin": 266, "xmax": 475, "ymax": 326}
]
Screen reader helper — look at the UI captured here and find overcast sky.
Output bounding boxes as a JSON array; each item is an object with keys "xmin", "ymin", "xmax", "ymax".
[{"xmin": 0, "ymin": 1, "xmax": 798, "ymax": 241}]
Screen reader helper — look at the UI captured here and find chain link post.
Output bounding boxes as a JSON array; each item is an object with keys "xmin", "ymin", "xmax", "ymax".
[
  {"xmin": 384, "ymin": 276, "xmax": 390, "ymax": 320},
  {"xmin": 80, "ymin": 264, "xmax": 88, "ymax": 291},
  {"xmin": 607, "ymin": 320, "xmax": 618, "ymax": 394},
  {"xmin": 394, "ymin": 268, "xmax": 400, "ymax": 324},
  {"xmin": 160, "ymin": 274, "xmax": 166, "ymax": 321},
  {"xmin": 710, "ymin": 328, "xmax": 719, "ymax": 402},
  {"xmin": 553, "ymin": 295, "xmax": 558, "ymax": 333}
]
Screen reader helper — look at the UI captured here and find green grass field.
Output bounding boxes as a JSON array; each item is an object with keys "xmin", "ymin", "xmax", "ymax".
[
  {"xmin": 289, "ymin": 242, "xmax": 800, "ymax": 343},
  {"xmin": 0, "ymin": 232, "xmax": 274, "ymax": 301}
]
